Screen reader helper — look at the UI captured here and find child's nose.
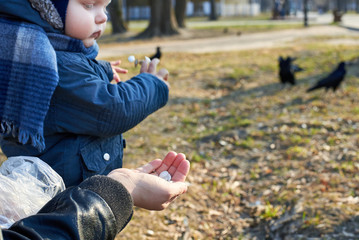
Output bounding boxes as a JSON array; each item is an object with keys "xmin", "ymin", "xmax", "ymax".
[{"xmin": 96, "ymin": 10, "xmax": 108, "ymax": 24}]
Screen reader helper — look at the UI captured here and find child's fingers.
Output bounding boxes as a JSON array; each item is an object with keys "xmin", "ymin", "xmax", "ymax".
[
  {"xmin": 166, "ymin": 153, "xmax": 186, "ymax": 175},
  {"xmin": 154, "ymin": 151, "xmax": 177, "ymax": 174},
  {"xmin": 140, "ymin": 60, "xmax": 148, "ymax": 73},
  {"xmin": 157, "ymin": 68, "xmax": 169, "ymax": 81},
  {"xmin": 136, "ymin": 159, "xmax": 162, "ymax": 173},
  {"xmin": 171, "ymin": 160, "xmax": 190, "ymax": 182},
  {"xmin": 113, "ymin": 73, "xmax": 121, "ymax": 83},
  {"xmin": 147, "ymin": 59, "xmax": 160, "ymax": 74},
  {"xmin": 110, "ymin": 60, "xmax": 121, "ymax": 66},
  {"xmin": 113, "ymin": 67, "xmax": 128, "ymax": 74}
]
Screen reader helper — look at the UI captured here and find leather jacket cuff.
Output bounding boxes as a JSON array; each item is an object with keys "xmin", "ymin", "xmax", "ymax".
[{"xmin": 79, "ymin": 175, "xmax": 134, "ymax": 232}]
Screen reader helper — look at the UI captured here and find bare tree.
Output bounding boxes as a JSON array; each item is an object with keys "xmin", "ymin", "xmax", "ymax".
[
  {"xmin": 304, "ymin": 0, "xmax": 308, "ymax": 27},
  {"xmin": 108, "ymin": 0, "xmax": 127, "ymax": 34},
  {"xmin": 282, "ymin": 0, "xmax": 290, "ymax": 16},
  {"xmin": 333, "ymin": 0, "xmax": 344, "ymax": 22},
  {"xmin": 193, "ymin": 0, "xmax": 204, "ymax": 16},
  {"xmin": 272, "ymin": 0, "xmax": 280, "ymax": 19},
  {"xmin": 175, "ymin": 0, "xmax": 187, "ymax": 28},
  {"xmin": 137, "ymin": 0, "xmax": 178, "ymax": 38},
  {"xmin": 209, "ymin": 0, "xmax": 218, "ymax": 20},
  {"xmin": 343, "ymin": 0, "xmax": 347, "ymax": 12}
]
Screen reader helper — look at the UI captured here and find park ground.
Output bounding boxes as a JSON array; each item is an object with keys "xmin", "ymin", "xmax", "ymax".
[
  {"xmin": 1, "ymin": 13, "xmax": 359, "ymax": 240},
  {"xmin": 109, "ymin": 14, "xmax": 359, "ymax": 240}
]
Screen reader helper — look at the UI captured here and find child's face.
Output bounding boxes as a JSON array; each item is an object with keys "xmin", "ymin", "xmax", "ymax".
[{"xmin": 65, "ymin": 0, "xmax": 110, "ymax": 47}]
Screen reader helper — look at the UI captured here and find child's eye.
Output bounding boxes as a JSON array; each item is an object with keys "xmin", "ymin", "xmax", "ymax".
[{"xmin": 84, "ymin": 4, "xmax": 94, "ymax": 9}]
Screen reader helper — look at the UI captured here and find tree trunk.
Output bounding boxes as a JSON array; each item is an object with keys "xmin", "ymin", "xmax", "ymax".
[
  {"xmin": 193, "ymin": 0, "xmax": 203, "ymax": 16},
  {"xmin": 108, "ymin": 0, "xmax": 127, "ymax": 34},
  {"xmin": 161, "ymin": 0, "xmax": 178, "ymax": 34},
  {"xmin": 303, "ymin": 0, "xmax": 308, "ymax": 27},
  {"xmin": 175, "ymin": 0, "xmax": 187, "ymax": 28},
  {"xmin": 343, "ymin": 0, "xmax": 347, "ymax": 12},
  {"xmin": 125, "ymin": 0, "xmax": 130, "ymax": 23},
  {"xmin": 209, "ymin": 0, "xmax": 218, "ymax": 20},
  {"xmin": 272, "ymin": 0, "xmax": 280, "ymax": 19},
  {"xmin": 333, "ymin": 0, "xmax": 344, "ymax": 22},
  {"xmin": 283, "ymin": 0, "xmax": 290, "ymax": 16},
  {"xmin": 249, "ymin": 0, "xmax": 253, "ymax": 16},
  {"xmin": 137, "ymin": 0, "xmax": 178, "ymax": 38},
  {"xmin": 357, "ymin": 0, "xmax": 359, "ymax": 13}
]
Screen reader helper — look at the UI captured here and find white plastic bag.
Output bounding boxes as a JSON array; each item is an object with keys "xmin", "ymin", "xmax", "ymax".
[{"xmin": 0, "ymin": 156, "xmax": 65, "ymax": 229}]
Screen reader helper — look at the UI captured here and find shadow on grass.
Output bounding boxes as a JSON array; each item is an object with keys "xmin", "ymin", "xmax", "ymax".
[{"xmin": 169, "ymin": 71, "xmax": 335, "ymax": 106}]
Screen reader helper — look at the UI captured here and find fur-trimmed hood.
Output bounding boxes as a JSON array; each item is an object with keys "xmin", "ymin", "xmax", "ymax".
[{"xmin": 0, "ymin": 0, "xmax": 63, "ymax": 32}]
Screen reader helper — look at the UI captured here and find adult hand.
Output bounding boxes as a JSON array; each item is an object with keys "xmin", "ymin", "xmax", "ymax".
[
  {"xmin": 110, "ymin": 60, "xmax": 128, "ymax": 83},
  {"xmin": 140, "ymin": 58, "xmax": 170, "ymax": 88},
  {"xmin": 107, "ymin": 152, "xmax": 190, "ymax": 210}
]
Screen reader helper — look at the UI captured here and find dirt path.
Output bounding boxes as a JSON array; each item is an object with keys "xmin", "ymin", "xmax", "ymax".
[{"xmin": 98, "ymin": 25, "xmax": 359, "ymax": 59}]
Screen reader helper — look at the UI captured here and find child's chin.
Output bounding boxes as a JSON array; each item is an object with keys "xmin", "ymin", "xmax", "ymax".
[{"xmin": 83, "ymin": 39, "xmax": 95, "ymax": 48}]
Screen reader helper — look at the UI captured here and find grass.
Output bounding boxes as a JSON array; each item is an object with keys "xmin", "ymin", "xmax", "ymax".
[{"xmin": 114, "ymin": 34, "xmax": 359, "ymax": 239}]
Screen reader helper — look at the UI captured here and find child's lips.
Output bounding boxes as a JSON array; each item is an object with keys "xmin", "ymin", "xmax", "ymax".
[{"xmin": 91, "ymin": 31, "xmax": 101, "ymax": 39}]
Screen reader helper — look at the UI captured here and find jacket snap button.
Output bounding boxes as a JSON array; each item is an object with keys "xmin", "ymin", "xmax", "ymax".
[{"xmin": 103, "ymin": 153, "xmax": 110, "ymax": 161}]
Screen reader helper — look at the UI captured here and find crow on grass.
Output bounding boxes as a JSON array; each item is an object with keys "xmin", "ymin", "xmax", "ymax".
[
  {"xmin": 306, "ymin": 61, "xmax": 346, "ymax": 92},
  {"xmin": 149, "ymin": 46, "xmax": 162, "ymax": 60},
  {"xmin": 278, "ymin": 56, "xmax": 303, "ymax": 85}
]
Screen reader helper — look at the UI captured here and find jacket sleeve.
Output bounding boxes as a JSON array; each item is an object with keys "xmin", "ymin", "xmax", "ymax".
[
  {"xmin": 1, "ymin": 176, "xmax": 133, "ymax": 240},
  {"xmin": 96, "ymin": 59, "xmax": 114, "ymax": 81},
  {"xmin": 51, "ymin": 55, "xmax": 169, "ymax": 137}
]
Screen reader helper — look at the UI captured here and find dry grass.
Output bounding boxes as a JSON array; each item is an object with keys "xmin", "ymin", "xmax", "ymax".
[{"xmin": 114, "ymin": 40, "xmax": 359, "ymax": 239}]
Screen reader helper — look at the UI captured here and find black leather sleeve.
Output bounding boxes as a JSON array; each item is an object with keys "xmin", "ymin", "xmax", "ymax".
[{"xmin": 1, "ymin": 175, "xmax": 133, "ymax": 240}]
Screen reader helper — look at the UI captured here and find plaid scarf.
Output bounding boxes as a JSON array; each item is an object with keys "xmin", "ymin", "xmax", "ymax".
[{"xmin": 0, "ymin": 18, "xmax": 58, "ymax": 151}]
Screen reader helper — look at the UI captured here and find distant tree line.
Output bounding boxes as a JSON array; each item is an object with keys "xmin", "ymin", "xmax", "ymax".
[
  {"xmin": 107, "ymin": 0, "xmax": 359, "ymax": 38},
  {"xmin": 271, "ymin": 0, "xmax": 359, "ymax": 19},
  {"xmin": 108, "ymin": 0, "xmax": 217, "ymax": 38}
]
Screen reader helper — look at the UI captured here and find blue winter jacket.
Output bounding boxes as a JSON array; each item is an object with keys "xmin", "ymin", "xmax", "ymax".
[{"xmin": 0, "ymin": 0, "xmax": 169, "ymax": 187}]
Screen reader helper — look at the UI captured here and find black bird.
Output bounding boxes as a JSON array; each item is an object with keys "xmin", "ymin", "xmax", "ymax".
[
  {"xmin": 278, "ymin": 56, "xmax": 303, "ymax": 85},
  {"xmin": 306, "ymin": 61, "xmax": 346, "ymax": 92},
  {"xmin": 149, "ymin": 46, "xmax": 162, "ymax": 60}
]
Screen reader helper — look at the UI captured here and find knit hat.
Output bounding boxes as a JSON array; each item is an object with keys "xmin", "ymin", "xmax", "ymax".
[{"xmin": 51, "ymin": 0, "xmax": 69, "ymax": 28}]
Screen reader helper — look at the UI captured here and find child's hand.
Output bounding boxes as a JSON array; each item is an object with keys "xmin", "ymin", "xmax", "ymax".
[
  {"xmin": 110, "ymin": 60, "xmax": 128, "ymax": 83},
  {"xmin": 137, "ymin": 151, "xmax": 190, "ymax": 182},
  {"xmin": 140, "ymin": 58, "xmax": 170, "ymax": 88},
  {"xmin": 107, "ymin": 151, "xmax": 190, "ymax": 210}
]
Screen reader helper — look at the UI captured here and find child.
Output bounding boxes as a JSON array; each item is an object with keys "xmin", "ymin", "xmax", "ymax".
[{"xmin": 0, "ymin": 0, "xmax": 170, "ymax": 187}]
